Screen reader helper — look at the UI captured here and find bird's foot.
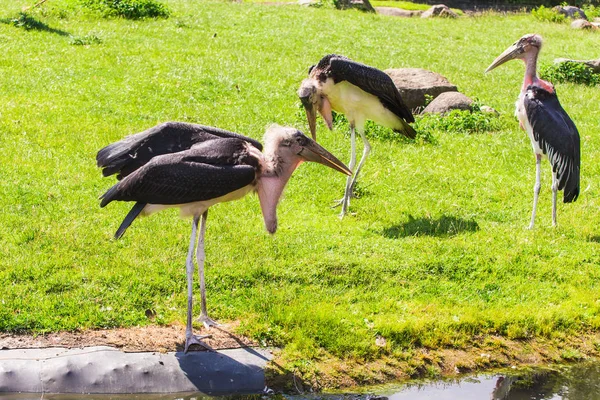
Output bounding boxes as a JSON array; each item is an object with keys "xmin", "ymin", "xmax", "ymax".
[
  {"xmin": 338, "ymin": 209, "xmax": 357, "ymax": 219},
  {"xmin": 331, "ymin": 192, "xmax": 358, "ymax": 208},
  {"xmin": 198, "ymin": 314, "xmax": 220, "ymax": 329},
  {"xmin": 184, "ymin": 332, "xmax": 214, "ymax": 353},
  {"xmin": 331, "ymin": 195, "xmax": 356, "ymax": 209},
  {"xmin": 527, "ymin": 223, "xmax": 535, "ymax": 230},
  {"xmin": 331, "ymin": 198, "xmax": 345, "ymax": 208},
  {"xmin": 338, "ymin": 199, "xmax": 357, "ymax": 219}
]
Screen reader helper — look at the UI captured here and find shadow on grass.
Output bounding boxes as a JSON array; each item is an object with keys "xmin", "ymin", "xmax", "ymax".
[
  {"xmin": 0, "ymin": 12, "xmax": 70, "ymax": 36},
  {"xmin": 382, "ymin": 214, "xmax": 480, "ymax": 238},
  {"xmin": 588, "ymin": 235, "xmax": 600, "ymax": 243}
]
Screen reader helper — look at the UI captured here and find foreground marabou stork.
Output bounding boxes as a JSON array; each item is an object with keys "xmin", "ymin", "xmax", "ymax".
[
  {"xmin": 298, "ymin": 54, "xmax": 416, "ymax": 217},
  {"xmin": 485, "ymin": 34, "xmax": 580, "ymax": 228},
  {"xmin": 97, "ymin": 122, "xmax": 351, "ymax": 352}
]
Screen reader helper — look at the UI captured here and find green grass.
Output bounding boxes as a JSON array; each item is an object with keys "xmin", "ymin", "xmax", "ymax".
[
  {"xmin": 2, "ymin": 0, "xmax": 600, "ymax": 379},
  {"xmin": 540, "ymin": 61, "xmax": 600, "ymax": 86}
]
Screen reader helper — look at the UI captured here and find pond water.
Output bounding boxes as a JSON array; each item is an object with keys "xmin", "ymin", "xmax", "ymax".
[
  {"xmin": 383, "ymin": 361, "xmax": 600, "ymax": 399},
  {"xmin": 1, "ymin": 361, "xmax": 599, "ymax": 400}
]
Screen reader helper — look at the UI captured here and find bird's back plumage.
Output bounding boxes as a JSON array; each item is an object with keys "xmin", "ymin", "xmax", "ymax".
[
  {"xmin": 96, "ymin": 122, "xmax": 263, "ymax": 180},
  {"xmin": 99, "ymin": 138, "xmax": 259, "ymax": 207},
  {"xmin": 320, "ymin": 56, "xmax": 413, "ymax": 120},
  {"xmin": 524, "ymin": 83, "xmax": 580, "ymax": 203},
  {"xmin": 312, "ymin": 54, "xmax": 415, "ymax": 138}
]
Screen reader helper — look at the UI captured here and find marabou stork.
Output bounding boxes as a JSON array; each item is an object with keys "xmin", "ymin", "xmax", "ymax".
[
  {"xmin": 97, "ymin": 122, "xmax": 351, "ymax": 352},
  {"xmin": 485, "ymin": 34, "xmax": 580, "ymax": 228},
  {"xmin": 298, "ymin": 54, "xmax": 416, "ymax": 217}
]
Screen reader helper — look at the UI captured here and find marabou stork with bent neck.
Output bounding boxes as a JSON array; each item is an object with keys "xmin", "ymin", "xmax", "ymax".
[
  {"xmin": 485, "ymin": 34, "xmax": 580, "ymax": 229},
  {"xmin": 298, "ymin": 54, "xmax": 416, "ymax": 217},
  {"xmin": 97, "ymin": 122, "xmax": 351, "ymax": 352}
]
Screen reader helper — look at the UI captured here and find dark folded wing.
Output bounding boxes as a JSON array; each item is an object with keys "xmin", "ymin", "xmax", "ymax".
[
  {"xmin": 327, "ymin": 56, "xmax": 414, "ymax": 123},
  {"xmin": 100, "ymin": 155, "xmax": 256, "ymax": 206},
  {"xmin": 96, "ymin": 122, "xmax": 262, "ymax": 179},
  {"xmin": 525, "ymin": 86, "xmax": 580, "ymax": 202}
]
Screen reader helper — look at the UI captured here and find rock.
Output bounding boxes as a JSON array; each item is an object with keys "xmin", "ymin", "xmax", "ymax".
[
  {"xmin": 421, "ymin": 4, "xmax": 458, "ymax": 18},
  {"xmin": 298, "ymin": 0, "xmax": 316, "ymax": 5},
  {"xmin": 480, "ymin": 105, "xmax": 499, "ymax": 115},
  {"xmin": 554, "ymin": 58, "xmax": 600, "ymax": 73},
  {"xmin": 571, "ymin": 19, "xmax": 598, "ymax": 30},
  {"xmin": 422, "ymin": 92, "xmax": 473, "ymax": 114},
  {"xmin": 553, "ymin": 5, "xmax": 587, "ymax": 20},
  {"xmin": 375, "ymin": 7, "xmax": 420, "ymax": 17},
  {"xmin": 385, "ymin": 68, "xmax": 458, "ymax": 110},
  {"xmin": 336, "ymin": 0, "xmax": 375, "ymax": 12}
]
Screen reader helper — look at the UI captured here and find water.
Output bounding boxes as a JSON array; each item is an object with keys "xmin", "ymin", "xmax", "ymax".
[
  {"xmin": 1, "ymin": 361, "xmax": 599, "ymax": 400},
  {"xmin": 386, "ymin": 364, "xmax": 600, "ymax": 399},
  {"xmin": 367, "ymin": 362, "xmax": 600, "ymax": 400},
  {"xmin": 286, "ymin": 362, "xmax": 600, "ymax": 400}
]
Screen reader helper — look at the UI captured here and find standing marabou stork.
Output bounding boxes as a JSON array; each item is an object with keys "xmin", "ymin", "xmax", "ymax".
[
  {"xmin": 298, "ymin": 54, "xmax": 416, "ymax": 217},
  {"xmin": 485, "ymin": 34, "xmax": 580, "ymax": 229},
  {"xmin": 97, "ymin": 122, "xmax": 351, "ymax": 352}
]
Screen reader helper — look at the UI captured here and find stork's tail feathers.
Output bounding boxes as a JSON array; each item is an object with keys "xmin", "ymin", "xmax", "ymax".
[
  {"xmin": 563, "ymin": 167, "xmax": 580, "ymax": 203},
  {"xmin": 99, "ymin": 184, "xmax": 145, "ymax": 239},
  {"xmin": 114, "ymin": 202, "xmax": 146, "ymax": 239},
  {"xmin": 99, "ymin": 183, "xmax": 120, "ymax": 208},
  {"xmin": 395, "ymin": 119, "xmax": 417, "ymax": 140}
]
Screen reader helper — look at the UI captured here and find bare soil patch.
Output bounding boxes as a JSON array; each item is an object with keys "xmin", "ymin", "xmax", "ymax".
[{"xmin": 0, "ymin": 322, "xmax": 257, "ymax": 353}]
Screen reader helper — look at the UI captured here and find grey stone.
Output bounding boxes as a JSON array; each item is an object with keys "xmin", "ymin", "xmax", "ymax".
[
  {"xmin": 385, "ymin": 68, "xmax": 458, "ymax": 110},
  {"xmin": 422, "ymin": 91, "xmax": 473, "ymax": 114},
  {"xmin": 336, "ymin": 0, "xmax": 375, "ymax": 12},
  {"xmin": 554, "ymin": 58, "xmax": 600, "ymax": 73},
  {"xmin": 570, "ymin": 18, "xmax": 598, "ymax": 29},
  {"xmin": 421, "ymin": 4, "xmax": 459, "ymax": 18},
  {"xmin": 375, "ymin": 6, "xmax": 420, "ymax": 17},
  {"xmin": 480, "ymin": 105, "xmax": 499, "ymax": 115},
  {"xmin": 553, "ymin": 5, "xmax": 587, "ymax": 20},
  {"xmin": 0, "ymin": 346, "xmax": 272, "ymax": 394},
  {"xmin": 298, "ymin": 0, "xmax": 316, "ymax": 5}
]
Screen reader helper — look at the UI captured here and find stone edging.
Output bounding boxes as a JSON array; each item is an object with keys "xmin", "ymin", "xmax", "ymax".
[{"xmin": 0, "ymin": 346, "xmax": 272, "ymax": 395}]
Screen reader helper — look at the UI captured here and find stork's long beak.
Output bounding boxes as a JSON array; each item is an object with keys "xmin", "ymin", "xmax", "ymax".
[
  {"xmin": 301, "ymin": 99, "xmax": 318, "ymax": 140},
  {"xmin": 299, "ymin": 138, "xmax": 352, "ymax": 176},
  {"xmin": 485, "ymin": 42, "xmax": 524, "ymax": 73}
]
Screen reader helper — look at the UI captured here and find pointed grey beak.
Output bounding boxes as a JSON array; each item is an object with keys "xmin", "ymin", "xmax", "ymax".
[
  {"xmin": 485, "ymin": 42, "xmax": 524, "ymax": 73},
  {"xmin": 298, "ymin": 79, "xmax": 318, "ymax": 140},
  {"xmin": 301, "ymin": 98, "xmax": 318, "ymax": 140},
  {"xmin": 299, "ymin": 137, "xmax": 352, "ymax": 176}
]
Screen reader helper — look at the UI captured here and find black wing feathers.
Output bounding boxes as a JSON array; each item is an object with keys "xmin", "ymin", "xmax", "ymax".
[
  {"xmin": 524, "ymin": 85, "xmax": 580, "ymax": 203},
  {"xmin": 114, "ymin": 202, "xmax": 146, "ymax": 239},
  {"xmin": 324, "ymin": 55, "xmax": 415, "ymax": 123},
  {"xmin": 96, "ymin": 122, "xmax": 262, "ymax": 179},
  {"xmin": 100, "ymin": 139, "xmax": 257, "ymax": 207}
]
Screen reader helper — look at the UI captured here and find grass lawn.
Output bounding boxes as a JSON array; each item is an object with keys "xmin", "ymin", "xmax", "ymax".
[{"xmin": 1, "ymin": 0, "xmax": 600, "ymax": 388}]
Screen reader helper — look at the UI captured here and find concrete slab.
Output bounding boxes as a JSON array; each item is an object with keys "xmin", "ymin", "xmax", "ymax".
[{"xmin": 0, "ymin": 346, "xmax": 272, "ymax": 395}]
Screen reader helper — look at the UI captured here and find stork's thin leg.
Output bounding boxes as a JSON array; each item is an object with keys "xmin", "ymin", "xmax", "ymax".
[
  {"xmin": 184, "ymin": 215, "xmax": 213, "ymax": 353},
  {"xmin": 197, "ymin": 211, "xmax": 219, "ymax": 328},
  {"xmin": 349, "ymin": 127, "xmax": 371, "ymax": 194},
  {"xmin": 334, "ymin": 124, "xmax": 357, "ymax": 217},
  {"xmin": 528, "ymin": 154, "xmax": 542, "ymax": 230},
  {"xmin": 551, "ymin": 173, "xmax": 558, "ymax": 227}
]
